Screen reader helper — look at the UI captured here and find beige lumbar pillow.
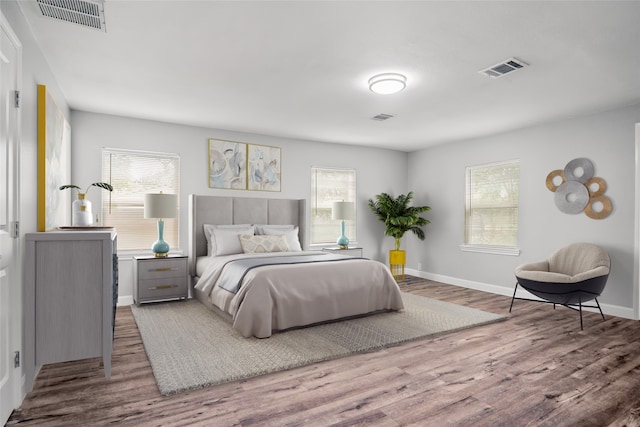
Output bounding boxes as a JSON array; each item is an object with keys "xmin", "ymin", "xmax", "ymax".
[{"xmin": 240, "ymin": 234, "xmax": 289, "ymax": 253}]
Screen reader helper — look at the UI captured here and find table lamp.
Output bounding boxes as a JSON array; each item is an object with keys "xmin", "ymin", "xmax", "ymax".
[
  {"xmin": 332, "ymin": 201, "xmax": 355, "ymax": 249},
  {"xmin": 144, "ymin": 192, "xmax": 177, "ymax": 257}
]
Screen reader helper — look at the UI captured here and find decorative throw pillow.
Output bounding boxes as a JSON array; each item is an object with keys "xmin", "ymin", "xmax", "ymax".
[
  {"xmin": 260, "ymin": 225, "xmax": 302, "ymax": 252},
  {"xmin": 203, "ymin": 224, "xmax": 253, "ymax": 256},
  {"xmin": 240, "ymin": 234, "xmax": 289, "ymax": 254}
]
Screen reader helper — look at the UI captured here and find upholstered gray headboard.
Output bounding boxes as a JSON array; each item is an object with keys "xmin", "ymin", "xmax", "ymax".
[{"xmin": 188, "ymin": 194, "xmax": 307, "ymax": 276}]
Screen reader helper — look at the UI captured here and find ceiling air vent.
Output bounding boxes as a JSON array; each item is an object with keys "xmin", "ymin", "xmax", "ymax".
[
  {"xmin": 479, "ymin": 57, "xmax": 528, "ymax": 78},
  {"xmin": 36, "ymin": 0, "xmax": 106, "ymax": 32},
  {"xmin": 371, "ymin": 113, "xmax": 395, "ymax": 121}
]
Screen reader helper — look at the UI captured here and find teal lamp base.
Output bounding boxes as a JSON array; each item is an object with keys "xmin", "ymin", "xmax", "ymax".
[
  {"xmin": 336, "ymin": 220, "xmax": 349, "ymax": 249},
  {"xmin": 152, "ymin": 219, "xmax": 170, "ymax": 257}
]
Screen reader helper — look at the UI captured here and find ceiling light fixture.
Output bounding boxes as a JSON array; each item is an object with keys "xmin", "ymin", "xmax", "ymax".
[{"xmin": 368, "ymin": 73, "xmax": 407, "ymax": 95}]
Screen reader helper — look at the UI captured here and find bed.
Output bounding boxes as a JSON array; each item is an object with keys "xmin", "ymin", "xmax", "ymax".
[{"xmin": 188, "ymin": 194, "xmax": 404, "ymax": 338}]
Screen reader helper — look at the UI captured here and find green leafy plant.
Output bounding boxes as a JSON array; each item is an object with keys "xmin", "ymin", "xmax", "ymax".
[
  {"xmin": 368, "ymin": 191, "xmax": 431, "ymax": 251},
  {"xmin": 59, "ymin": 182, "xmax": 113, "ymax": 195}
]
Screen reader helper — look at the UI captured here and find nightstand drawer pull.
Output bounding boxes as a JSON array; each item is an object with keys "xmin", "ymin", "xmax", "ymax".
[
  {"xmin": 149, "ymin": 284, "xmax": 177, "ymax": 290},
  {"xmin": 148, "ymin": 267, "xmax": 176, "ymax": 272}
]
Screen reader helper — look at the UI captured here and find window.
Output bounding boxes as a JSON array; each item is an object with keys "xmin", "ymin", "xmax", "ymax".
[
  {"xmin": 465, "ymin": 160, "xmax": 519, "ymax": 250},
  {"xmin": 310, "ymin": 167, "xmax": 356, "ymax": 245},
  {"xmin": 102, "ymin": 148, "xmax": 180, "ymax": 252}
]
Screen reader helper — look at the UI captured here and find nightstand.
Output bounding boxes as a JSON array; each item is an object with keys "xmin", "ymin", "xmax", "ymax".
[
  {"xmin": 322, "ymin": 246, "xmax": 363, "ymax": 257},
  {"xmin": 133, "ymin": 255, "xmax": 188, "ymax": 305}
]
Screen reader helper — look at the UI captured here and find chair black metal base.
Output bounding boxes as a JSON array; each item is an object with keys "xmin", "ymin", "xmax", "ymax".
[{"xmin": 509, "ymin": 281, "xmax": 606, "ymax": 330}]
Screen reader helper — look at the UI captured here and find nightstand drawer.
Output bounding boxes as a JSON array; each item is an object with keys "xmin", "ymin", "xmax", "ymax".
[
  {"xmin": 137, "ymin": 277, "xmax": 187, "ymax": 301},
  {"xmin": 137, "ymin": 259, "xmax": 186, "ymax": 280}
]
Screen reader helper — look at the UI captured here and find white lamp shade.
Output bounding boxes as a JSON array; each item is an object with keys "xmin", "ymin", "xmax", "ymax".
[
  {"xmin": 332, "ymin": 201, "xmax": 355, "ymax": 221},
  {"xmin": 144, "ymin": 193, "xmax": 177, "ymax": 219}
]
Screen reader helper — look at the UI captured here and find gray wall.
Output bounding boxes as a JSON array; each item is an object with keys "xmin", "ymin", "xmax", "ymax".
[
  {"xmin": 70, "ymin": 110, "xmax": 408, "ymax": 301},
  {"xmin": 407, "ymin": 102, "xmax": 640, "ymax": 316}
]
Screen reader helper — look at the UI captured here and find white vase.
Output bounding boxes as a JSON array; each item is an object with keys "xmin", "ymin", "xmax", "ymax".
[{"xmin": 72, "ymin": 193, "xmax": 93, "ymax": 226}]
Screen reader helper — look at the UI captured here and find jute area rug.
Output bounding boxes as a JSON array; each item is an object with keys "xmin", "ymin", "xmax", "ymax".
[{"xmin": 131, "ymin": 292, "xmax": 505, "ymax": 396}]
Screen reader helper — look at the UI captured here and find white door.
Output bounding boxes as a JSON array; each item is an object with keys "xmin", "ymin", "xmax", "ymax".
[{"xmin": 0, "ymin": 12, "xmax": 21, "ymax": 426}]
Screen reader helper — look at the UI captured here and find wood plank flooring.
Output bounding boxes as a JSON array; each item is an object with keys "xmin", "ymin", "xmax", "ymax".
[{"xmin": 8, "ymin": 277, "xmax": 640, "ymax": 426}]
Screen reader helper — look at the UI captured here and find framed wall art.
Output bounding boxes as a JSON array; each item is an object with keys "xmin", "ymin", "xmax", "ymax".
[
  {"xmin": 37, "ymin": 84, "xmax": 71, "ymax": 231},
  {"xmin": 248, "ymin": 143, "xmax": 281, "ymax": 192},
  {"xmin": 208, "ymin": 138, "xmax": 247, "ymax": 189}
]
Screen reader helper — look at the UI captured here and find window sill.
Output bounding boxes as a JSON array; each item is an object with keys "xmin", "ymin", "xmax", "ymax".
[{"xmin": 459, "ymin": 244, "xmax": 520, "ymax": 256}]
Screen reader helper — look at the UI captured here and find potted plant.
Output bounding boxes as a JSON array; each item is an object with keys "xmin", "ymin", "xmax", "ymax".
[
  {"xmin": 59, "ymin": 182, "xmax": 113, "ymax": 226},
  {"xmin": 368, "ymin": 192, "xmax": 430, "ymax": 279},
  {"xmin": 368, "ymin": 191, "xmax": 431, "ymax": 250}
]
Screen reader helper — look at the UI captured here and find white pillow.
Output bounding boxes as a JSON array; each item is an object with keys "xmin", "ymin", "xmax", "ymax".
[
  {"xmin": 240, "ymin": 234, "xmax": 289, "ymax": 254},
  {"xmin": 259, "ymin": 225, "xmax": 302, "ymax": 252},
  {"xmin": 211, "ymin": 227, "xmax": 255, "ymax": 256},
  {"xmin": 203, "ymin": 224, "xmax": 254, "ymax": 256},
  {"xmin": 254, "ymin": 224, "xmax": 295, "ymax": 235}
]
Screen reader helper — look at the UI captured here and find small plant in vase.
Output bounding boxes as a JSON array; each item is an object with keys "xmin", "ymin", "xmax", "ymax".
[{"xmin": 59, "ymin": 182, "xmax": 113, "ymax": 226}]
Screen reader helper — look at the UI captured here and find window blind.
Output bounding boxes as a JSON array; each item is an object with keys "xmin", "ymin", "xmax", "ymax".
[
  {"xmin": 102, "ymin": 148, "xmax": 180, "ymax": 251},
  {"xmin": 310, "ymin": 167, "xmax": 357, "ymax": 244},
  {"xmin": 465, "ymin": 160, "xmax": 519, "ymax": 247}
]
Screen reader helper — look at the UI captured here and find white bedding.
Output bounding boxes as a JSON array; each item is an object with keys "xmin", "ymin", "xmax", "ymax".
[{"xmin": 194, "ymin": 251, "xmax": 404, "ymax": 338}]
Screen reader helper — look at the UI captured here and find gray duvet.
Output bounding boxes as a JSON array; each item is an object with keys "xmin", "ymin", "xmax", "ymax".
[{"xmin": 195, "ymin": 251, "xmax": 404, "ymax": 338}]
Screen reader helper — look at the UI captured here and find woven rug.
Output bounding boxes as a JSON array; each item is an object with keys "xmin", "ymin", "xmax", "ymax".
[{"xmin": 131, "ymin": 292, "xmax": 505, "ymax": 395}]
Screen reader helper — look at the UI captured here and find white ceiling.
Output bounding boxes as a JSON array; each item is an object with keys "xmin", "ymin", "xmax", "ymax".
[{"xmin": 18, "ymin": 1, "xmax": 640, "ymax": 152}]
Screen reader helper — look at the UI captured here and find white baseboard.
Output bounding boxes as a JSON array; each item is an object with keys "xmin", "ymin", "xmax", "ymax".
[
  {"xmin": 117, "ymin": 295, "xmax": 133, "ymax": 306},
  {"xmin": 405, "ymin": 268, "xmax": 635, "ymax": 320}
]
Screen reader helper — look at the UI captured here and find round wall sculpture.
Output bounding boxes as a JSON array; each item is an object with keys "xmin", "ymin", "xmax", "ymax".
[{"xmin": 545, "ymin": 158, "xmax": 612, "ymax": 220}]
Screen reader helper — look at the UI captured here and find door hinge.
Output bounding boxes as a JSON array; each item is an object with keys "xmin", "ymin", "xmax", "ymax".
[
  {"xmin": 11, "ymin": 221, "xmax": 19, "ymax": 238},
  {"xmin": 14, "ymin": 351, "xmax": 20, "ymax": 368},
  {"xmin": 14, "ymin": 90, "xmax": 21, "ymax": 108}
]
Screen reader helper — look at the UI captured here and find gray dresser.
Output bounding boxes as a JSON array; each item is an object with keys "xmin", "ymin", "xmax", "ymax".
[{"xmin": 24, "ymin": 230, "xmax": 117, "ymax": 392}]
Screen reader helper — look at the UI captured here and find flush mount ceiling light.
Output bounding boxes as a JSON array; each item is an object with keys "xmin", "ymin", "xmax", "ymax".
[{"xmin": 368, "ymin": 73, "xmax": 407, "ymax": 95}]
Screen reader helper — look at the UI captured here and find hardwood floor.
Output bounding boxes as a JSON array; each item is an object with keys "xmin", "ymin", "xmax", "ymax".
[{"xmin": 8, "ymin": 277, "xmax": 640, "ymax": 426}]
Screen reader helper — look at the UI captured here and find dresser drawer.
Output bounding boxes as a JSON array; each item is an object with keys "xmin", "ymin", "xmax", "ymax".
[
  {"xmin": 137, "ymin": 259, "xmax": 186, "ymax": 280},
  {"xmin": 137, "ymin": 277, "xmax": 187, "ymax": 301}
]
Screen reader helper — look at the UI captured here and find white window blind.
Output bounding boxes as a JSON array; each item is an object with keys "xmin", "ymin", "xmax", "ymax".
[
  {"xmin": 102, "ymin": 148, "xmax": 180, "ymax": 252},
  {"xmin": 310, "ymin": 167, "xmax": 357, "ymax": 245},
  {"xmin": 465, "ymin": 160, "xmax": 519, "ymax": 247}
]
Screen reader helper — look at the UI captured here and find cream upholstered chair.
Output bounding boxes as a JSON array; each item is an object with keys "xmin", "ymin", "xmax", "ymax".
[{"xmin": 509, "ymin": 242, "xmax": 610, "ymax": 330}]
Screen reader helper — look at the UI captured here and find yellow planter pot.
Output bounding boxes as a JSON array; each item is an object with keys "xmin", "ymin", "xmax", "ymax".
[{"xmin": 389, "ymin": 250, "xmax": 406, "ymax": 281}]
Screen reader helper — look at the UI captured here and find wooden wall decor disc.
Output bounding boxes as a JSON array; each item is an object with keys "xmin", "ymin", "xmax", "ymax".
[
  {"xmin": 545, "ymin": 170, "xmax": 565, "ymax": 192},
  {"xmin": 584, "ymin": 195, "xmax": 612, "ymax": 219},
  {"xmin": 585, "ymin": 176, "xmax": 606, "ymax": 197}
]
